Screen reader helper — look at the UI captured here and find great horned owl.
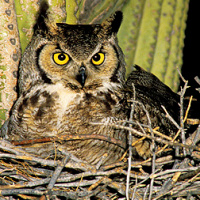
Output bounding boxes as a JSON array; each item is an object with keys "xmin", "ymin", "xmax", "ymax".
[{"xmin": 1, "ymin": 5, "xmax": 180, "ymax": 165}]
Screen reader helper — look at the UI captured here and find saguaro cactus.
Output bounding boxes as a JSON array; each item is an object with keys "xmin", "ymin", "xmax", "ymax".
[
  {"xmin": 0, "ymin": 0, "xmax": 21, "ymax": 126},
  {"xmin": 118, "ymin": 0, "xmax": 189, "ymax": 90},
  {"xmin": 15, "ymin": 0, "xmax": 66, "ymax": 53},
  {"xmin": 0, "ymin": 0, "xmax": 189, "ymax": 126}
]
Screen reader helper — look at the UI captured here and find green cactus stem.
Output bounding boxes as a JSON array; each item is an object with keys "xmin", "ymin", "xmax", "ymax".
[
  {"xmin": 66, "ymin": 0, "xmax": 78, "ymax": 24},
  {"xmin": 77, "ymin": 0, "xmax": 127, "ymax": 24},
  {"xmin": 15, "ymin": 0, "xmax": 66, "ymax": 53},
  {"xmin": 118, "ymin": 0, "xmax": 189, "ymax": 91},
  {"xmin": 48, "ymin": 0, "xmax": 66, "ymax": 23},
  {"xmin": 118, "ymin": 0, "xmax": 145, "ymax": 75},
  {"xmin": 15, "ymin": 0, "xmax": 39, "ymax": 53}
]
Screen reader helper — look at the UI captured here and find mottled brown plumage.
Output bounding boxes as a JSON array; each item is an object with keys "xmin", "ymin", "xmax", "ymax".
[
  {"xmin": 1, "ymin": 5, "xmax": 180, "ymax": 165},
  {"xmin": 125, "ymin": 65, "xmax": 180, "ymax": 158}
]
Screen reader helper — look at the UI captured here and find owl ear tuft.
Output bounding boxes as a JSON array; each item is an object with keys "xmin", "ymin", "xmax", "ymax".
[
  {"xmin": 33, "ymin": 1, "xmax": 49, "ymax": 34},
  {"xmin": 33, "ymin": 1, "xmax": 57, "ymax": 36},
  {"xmin": 101, "ymin": 11, "xmax": 123, "ymax": 36}
]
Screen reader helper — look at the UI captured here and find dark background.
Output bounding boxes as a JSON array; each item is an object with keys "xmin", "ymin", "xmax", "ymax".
[{"xmin": 181, "ymin": 0, "xmax": 200, "ymax": 100}]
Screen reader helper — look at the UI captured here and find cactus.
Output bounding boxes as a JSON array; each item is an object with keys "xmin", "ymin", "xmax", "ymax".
[
  {"xmin": 15, "ymin": 0, "xmax": 66, "ymax": 54},
  {"xmin": 118, "ymin": 0, "xmax": 189, "ymax": 90},
  {"xmin": 77, "ymin": 0, "xmax": 127, "ymax": 24},
  {"xmin": 14, "ymin": 0, "xmax": 40, "ymax": 54},
  {"xmin": 0, "ymin": 0, "xmax": 189, "ymax": 126},
  {"xmin": 0, "ymin": 0, "xmax": 21, "ymax": 126},
  {"xmin": 66, "ymin": 0, "xmax": 78, "ymax": 24}
]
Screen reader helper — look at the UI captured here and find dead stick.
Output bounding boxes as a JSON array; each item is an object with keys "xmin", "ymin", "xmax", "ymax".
[
  {"xmin": 93, "ymin": 122, "xmax": 200, "ymax": 151},
  {"xmin": 0, "ymin": 153, "xmax": 58, "ymax": 167},
  {"xmin": 42, "ymin": 155, "xmax": 70, "ymax": 200},
  {"xmin": 47, "ymin": 155, "xmax": 70, "ymax": 190},
  {"xmin": 11, "ymin": 134, "xmax": 125, "ymax": 149},
  {"xmin": 0, "ymin": 189, "xmax": 44, "ymax": 196},
  {"xmin": 150, "ymin": 166, "xmax": 200, "ymax": 179},
  {"xmin": 126, "ymin": 83, "xmax": 136, "ymax": 199}
]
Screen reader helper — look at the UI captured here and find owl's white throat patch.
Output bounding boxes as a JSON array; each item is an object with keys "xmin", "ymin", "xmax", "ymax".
[{"xmin": 45, "ymin": 83, "xmax": 82, "ymax": 111}]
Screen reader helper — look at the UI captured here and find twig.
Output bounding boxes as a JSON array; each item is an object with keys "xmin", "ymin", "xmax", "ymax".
[
  {"xmin": 0, "ymin": 189, "xmax": 45, "ymax": 196},
  {"xmin": 0, "ymin": 139, "xmax": 29, "ymax": 155},
  {"xmin": 143, "ymin": 184, "xmax": 149, "ymax": 200},
  {"xmin": 47, "ymin": 155, "xmax": 70, "ymax": 190},
  {"xmin": 131, "ymin": 176, "xmax": 138, "ymax": 200},
  {"xmin": 107, "ymin": 179, "xmax": 126, "ymax": 196},
  {"xmin": 183, "ymin": 95, "xmax": 193, "ymax": 122},
  {"xmin": 0, "ymin": 153, "xmax": 58, "ymax": 167},
  {"xmin": 11, "ymin": 134, "xmax": 125, "ymax": 149},
  {"xmin": 93, "ymin": 122, "xmax": 200, "ymax": 151},
  {"xmin": 54, "ymin": 178, "xmax": 101, "ymax": 188},
  {"xmin": 131, "ymin": 168, "xmax": 160, "ymax": 193},
  {"xmin": 126, "ymin": 83, "xmax": 135, "ymax": 199},
  {"xmin": 155, "ymin": 159, "xmax": 180, "ymax": 196},
  {"xmin": 154, "ymin": 159, "xmax": 200, "ymax": 200},
  {"xmin": 131, "ymin": 100, "xmax": 156, "ymax": 200},
  {"xmin": 161, "ymin": 106, "xmax": 181, "ymax": 130},
  {"xmin": 186, "ymin": 124, "xmax": 200, "ymax": 155},
  {"xmin": 126, "ymin": 137, "xmax": 132, "ymax": 199},
  {"xmin": 178, "ymin": 69, "xmax": 189, "ymax": 156},
  {"xmin": 161, "ymin": 105, "xmax": 182, "ymax": 156},
  {"xmin": 150, "ymin": 166, "xmax": 200, "ymax": 179},
  {"xmin": 167, "ymin": 176, "xmax": 200, "ymax": 198},
  {"xmin": 149, "ymin": 147, "xmax": 156, "ymax": 200}
]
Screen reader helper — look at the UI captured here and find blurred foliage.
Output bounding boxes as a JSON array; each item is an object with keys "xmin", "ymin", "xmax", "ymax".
[{"xmin": 0, "ymin": 0, "xmax": 189, "ymax": 126}]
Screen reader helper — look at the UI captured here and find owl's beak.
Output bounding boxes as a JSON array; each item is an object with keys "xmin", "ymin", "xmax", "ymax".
[{"xmin": 77, "ymin": 65, "xmax": 86, "ymax": 88}]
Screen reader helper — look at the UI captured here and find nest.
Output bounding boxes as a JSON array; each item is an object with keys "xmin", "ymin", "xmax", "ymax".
[{"xmin": 0, "ymin": 78, "xmax": 200, "ymax": 200}]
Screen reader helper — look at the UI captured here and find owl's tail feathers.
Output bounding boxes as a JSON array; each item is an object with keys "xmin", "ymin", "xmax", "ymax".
[{"xmin": 33, "ymin": 1, "xmax": 49, "ymax": 33}]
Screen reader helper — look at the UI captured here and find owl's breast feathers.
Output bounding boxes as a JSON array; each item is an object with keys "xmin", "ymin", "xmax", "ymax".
[
  {"xmin": 5, "ymin": 66, "xmax": 183, "ymax": 164},
  {"xmin": 8, "ymin": 82, "xmax": 127, "ymax": 164}
]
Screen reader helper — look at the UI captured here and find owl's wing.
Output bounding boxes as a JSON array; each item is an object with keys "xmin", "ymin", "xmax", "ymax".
[{"xmin": 125, "ymin": 65, "xmax": 180, "ymax": 130}]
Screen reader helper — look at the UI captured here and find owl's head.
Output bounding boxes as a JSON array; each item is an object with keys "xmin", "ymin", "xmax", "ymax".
[{"xmin": 19, "ymin": 5, "xmax": 125, "ymax": 94}]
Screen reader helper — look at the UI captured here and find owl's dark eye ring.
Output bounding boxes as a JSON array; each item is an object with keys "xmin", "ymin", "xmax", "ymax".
[
  {"xmin": 53, "ymin": 52, "xmax": 70, "ymax": 65},
  {"xmin": 91, "ymin": 53, "xmax": 105, "ymax": 66}
]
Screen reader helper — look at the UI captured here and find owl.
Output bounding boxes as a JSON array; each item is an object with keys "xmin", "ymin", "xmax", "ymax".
[{"xmin": 1, "ymin": 4, "xmax": 180, "ymax": 166}]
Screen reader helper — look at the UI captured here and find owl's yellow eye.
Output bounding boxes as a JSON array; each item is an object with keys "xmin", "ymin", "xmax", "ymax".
[
  {"xmin": 53, "ymin": 53, "xmax": 69, "ymax": 65},
  {"xmin": 91, "ymin": 53, "xmax": 105, "ymax": 66}
]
